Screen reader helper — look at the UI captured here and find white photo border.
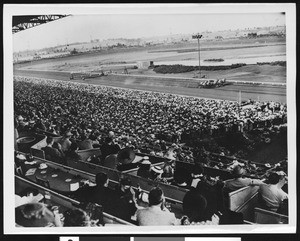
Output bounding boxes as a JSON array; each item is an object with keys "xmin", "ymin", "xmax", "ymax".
[{"xmin": 3, "ymin": 3, "xmax": 297, "ymax": 234}]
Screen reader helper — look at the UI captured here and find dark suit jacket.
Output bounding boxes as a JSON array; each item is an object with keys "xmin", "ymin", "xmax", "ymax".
[
  {"xmin": 42, "ymin": 146, "xmax": 64, "ymax": 164},
  {"xmin": 73, "ymin": 185, "xmax": 122, "ymax": 219}
]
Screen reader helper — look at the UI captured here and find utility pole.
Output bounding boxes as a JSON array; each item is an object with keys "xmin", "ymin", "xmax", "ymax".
[{"xmin": 192, "ymin": 33, "xmax": 203, "ymax": 78}]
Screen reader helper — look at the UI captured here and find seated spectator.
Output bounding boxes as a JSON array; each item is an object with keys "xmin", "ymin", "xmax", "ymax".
[
  {"xmin": 101, "ymin": 153, "xmax": 118, "ymax": 169},
  {"xmin": 150, "ymin": 165, "xmax": 164, "ymax": 181},
  {"xmin": 100, "ymin": 137, "xmax": 121, "ymax": 161},
  {"xmin": 73, "ymin": 172, "xmax": 119, "ymax": 217},
  {"xmin": 59, "ymin": 131, "xmax": 73, "ymax": 153},
  {"xmin": 63, "ymin": 208, "xmax": 92, "ymax": 227},
  {"xmin": 89, "ymin": 132, "xmax": 101, "ymax": 148},
  {"xmin": 259, "ymin": 172, "xmax": 288, "ymax": 212},
  {"xmin": 136, "ymin": 187, "xmax": 179, "ymax": 226},
  {"xmin": 137, "ymin": 157, "xmax": 152, "ymax": 179},
  {"xmin": 189, "ymin": 164, "xmax": 226, "ymax": 218},
  {"xmin": 15, "ymin": 202, "xmax": 63, "ymax": 227},
  {"xmin": 172, "ymin": 167, "xmax": 191, "ymax": 188},
  {"xmin": 161, "ymin": 160, "xmax": 174, "ymax": 182},
  {"xmin": 116, "ymin": 148, "xmax": 137, "ymax": 171},
  {"xmin": 14, "ymin": 119, "xmax": 19, "ymax": 151},
  {"xmin": 223, "ymin": 165, "xmax": 263, "ymax": 192},
  {"xmin": 34, "ymin": 118, "xmax": 46, "ymax": 132},
  {"xmin": 182, "ymin": 188, "xmax": 220, "ymax": 225},
  {"xmin": 52, "ymin": 141, "xmax": 64, "ymax": 157},
  {"xmin": 41, "ymin": 136, "xmax": 64, "ymax": 164},
  {"xmin": 114, "ymin": 177, "xmax": 139, "ymax": 223},
  {"xmin": 65, "ymin": 142, "xmax": 82, "ymax": 164},
  {"xmin": 164, "ymin": 147, "xmax": 176, "ymax": 161},
  {"xmin": 78, "ymin": 133, "xmax": 94, "ymax": 150},
  {"xmin": 189, "ymin": 164, "xmax": 205, "ymax": 188}
]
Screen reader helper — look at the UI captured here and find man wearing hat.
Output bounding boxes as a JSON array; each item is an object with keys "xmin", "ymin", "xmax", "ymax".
[
  {"xmin": 223, "ymin": 165, "xmax": 263, "ymax": 192},
  {"xmin": 137, "ymin": 157, "xmax": 152, "ymax": 179},
  {"xmin": 116, "ymin": 147, "xmax": 137, "ymax": 172}
]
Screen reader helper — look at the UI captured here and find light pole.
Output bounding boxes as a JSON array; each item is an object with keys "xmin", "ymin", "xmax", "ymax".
[{"xmin": 192, "ymin": 33, "xmax": 203, "ymax": 78}]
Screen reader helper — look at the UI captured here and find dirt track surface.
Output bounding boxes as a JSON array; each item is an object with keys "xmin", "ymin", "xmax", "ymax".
[{"xmin": 14, "ymin": 69, "xmax": 286, "ymax": 103}]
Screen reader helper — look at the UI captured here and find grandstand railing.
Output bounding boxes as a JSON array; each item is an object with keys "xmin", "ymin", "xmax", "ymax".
[
  {"xmin": 65, "ymin": 157, "xmax": 186, "ymax": 205},
  {"xmin": 29, "ymin": 137, "xmax": 190, "ymax": 203},
  {"xmin": 228, "ymin": 185, "xmax": 260, "ymax": 222},
  {"xmin": 254, "ymin": 207, "xmax": 288, "ymax": 224},
  {"xmin": 30, "ymin": 132, "xmax": 274, "ymax": 180},
  {"xmin": 15, "ymin": 175, "xmax": 134, "ymax": 226}
]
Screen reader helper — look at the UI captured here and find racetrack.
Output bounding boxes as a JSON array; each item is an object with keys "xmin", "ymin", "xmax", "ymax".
[{"xmin": 14, "ymin": 68, "xmax": 286, "ymax": 103}]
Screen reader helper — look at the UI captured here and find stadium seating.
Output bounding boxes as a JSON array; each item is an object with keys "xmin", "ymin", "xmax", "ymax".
[{"xmin": 15, "ymin": 175, "xmax": 134, "ymax": 226}]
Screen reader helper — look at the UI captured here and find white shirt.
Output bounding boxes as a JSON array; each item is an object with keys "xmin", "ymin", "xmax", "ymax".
[
  {"xmin": 259, "ymin": 183, "xmax": 288, "ymax": 211},
  {"xmin": 136, "ymin": 205, "xmax": 178, "ymax": 226},
  {"xmin": 224, "ymin": 177, "xmax": 263, "ymax": 192}
]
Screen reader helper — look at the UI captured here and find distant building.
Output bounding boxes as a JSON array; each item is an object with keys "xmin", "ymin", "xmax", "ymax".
[{"xmin": 137, "ymin": 61, "xmax": 152, "ymax": 69}]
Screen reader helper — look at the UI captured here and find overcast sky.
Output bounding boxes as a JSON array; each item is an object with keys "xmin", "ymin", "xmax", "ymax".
[{"xmin": 12, "ymin": 11, "xmax": 285, "ymax": 52}]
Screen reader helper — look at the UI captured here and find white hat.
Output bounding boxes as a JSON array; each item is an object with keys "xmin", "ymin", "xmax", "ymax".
[
  {"xmin": 151, "ymin": 166, "xmax": 163, "ymax": 174},
  {"xmin": 141, "ymin": 160, "xmax": 151, "ymax": 165}
]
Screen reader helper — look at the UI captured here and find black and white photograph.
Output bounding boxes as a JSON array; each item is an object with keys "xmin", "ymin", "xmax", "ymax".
[{"xmin": 3, "ymin": 3, "xmax": 297, "ymax": 234}]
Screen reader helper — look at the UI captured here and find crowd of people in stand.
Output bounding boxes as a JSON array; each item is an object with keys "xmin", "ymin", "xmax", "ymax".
[
  {"xmin": 14, "ymin": 76, "xmax": 287, "ymax": 163},
  {"xmin": 14, "ymin": 76, "xmax": 288, "ymax": 227}
]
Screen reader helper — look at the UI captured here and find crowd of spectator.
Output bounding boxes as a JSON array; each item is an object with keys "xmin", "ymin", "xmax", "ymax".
[
  {"xmin": 14, "ymin": 76, "xmax": 289, "ymax": 227},
  {"xmin": 14, "ymin": 76, "xmax": 287, "ymax": 163}
]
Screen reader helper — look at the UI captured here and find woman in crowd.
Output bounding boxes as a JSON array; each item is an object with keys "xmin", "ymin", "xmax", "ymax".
[{"xmin": 63, "ymin": 208, "xmax": 94, "ymax": 227}]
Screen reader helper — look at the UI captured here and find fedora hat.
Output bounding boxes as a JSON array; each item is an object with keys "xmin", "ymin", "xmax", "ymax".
[
  {"xmin": 117, "ymin": 147, "xmax": 136, "ymax": 164},
  {"xmin": 151, "ymin": 166, "xmax": 163, "ymax": 174}
]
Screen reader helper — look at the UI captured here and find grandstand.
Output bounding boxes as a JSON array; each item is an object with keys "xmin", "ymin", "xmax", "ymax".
[{"xmin": 13, "ymin": 75, "xmax": 288, "ymax": 227}]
